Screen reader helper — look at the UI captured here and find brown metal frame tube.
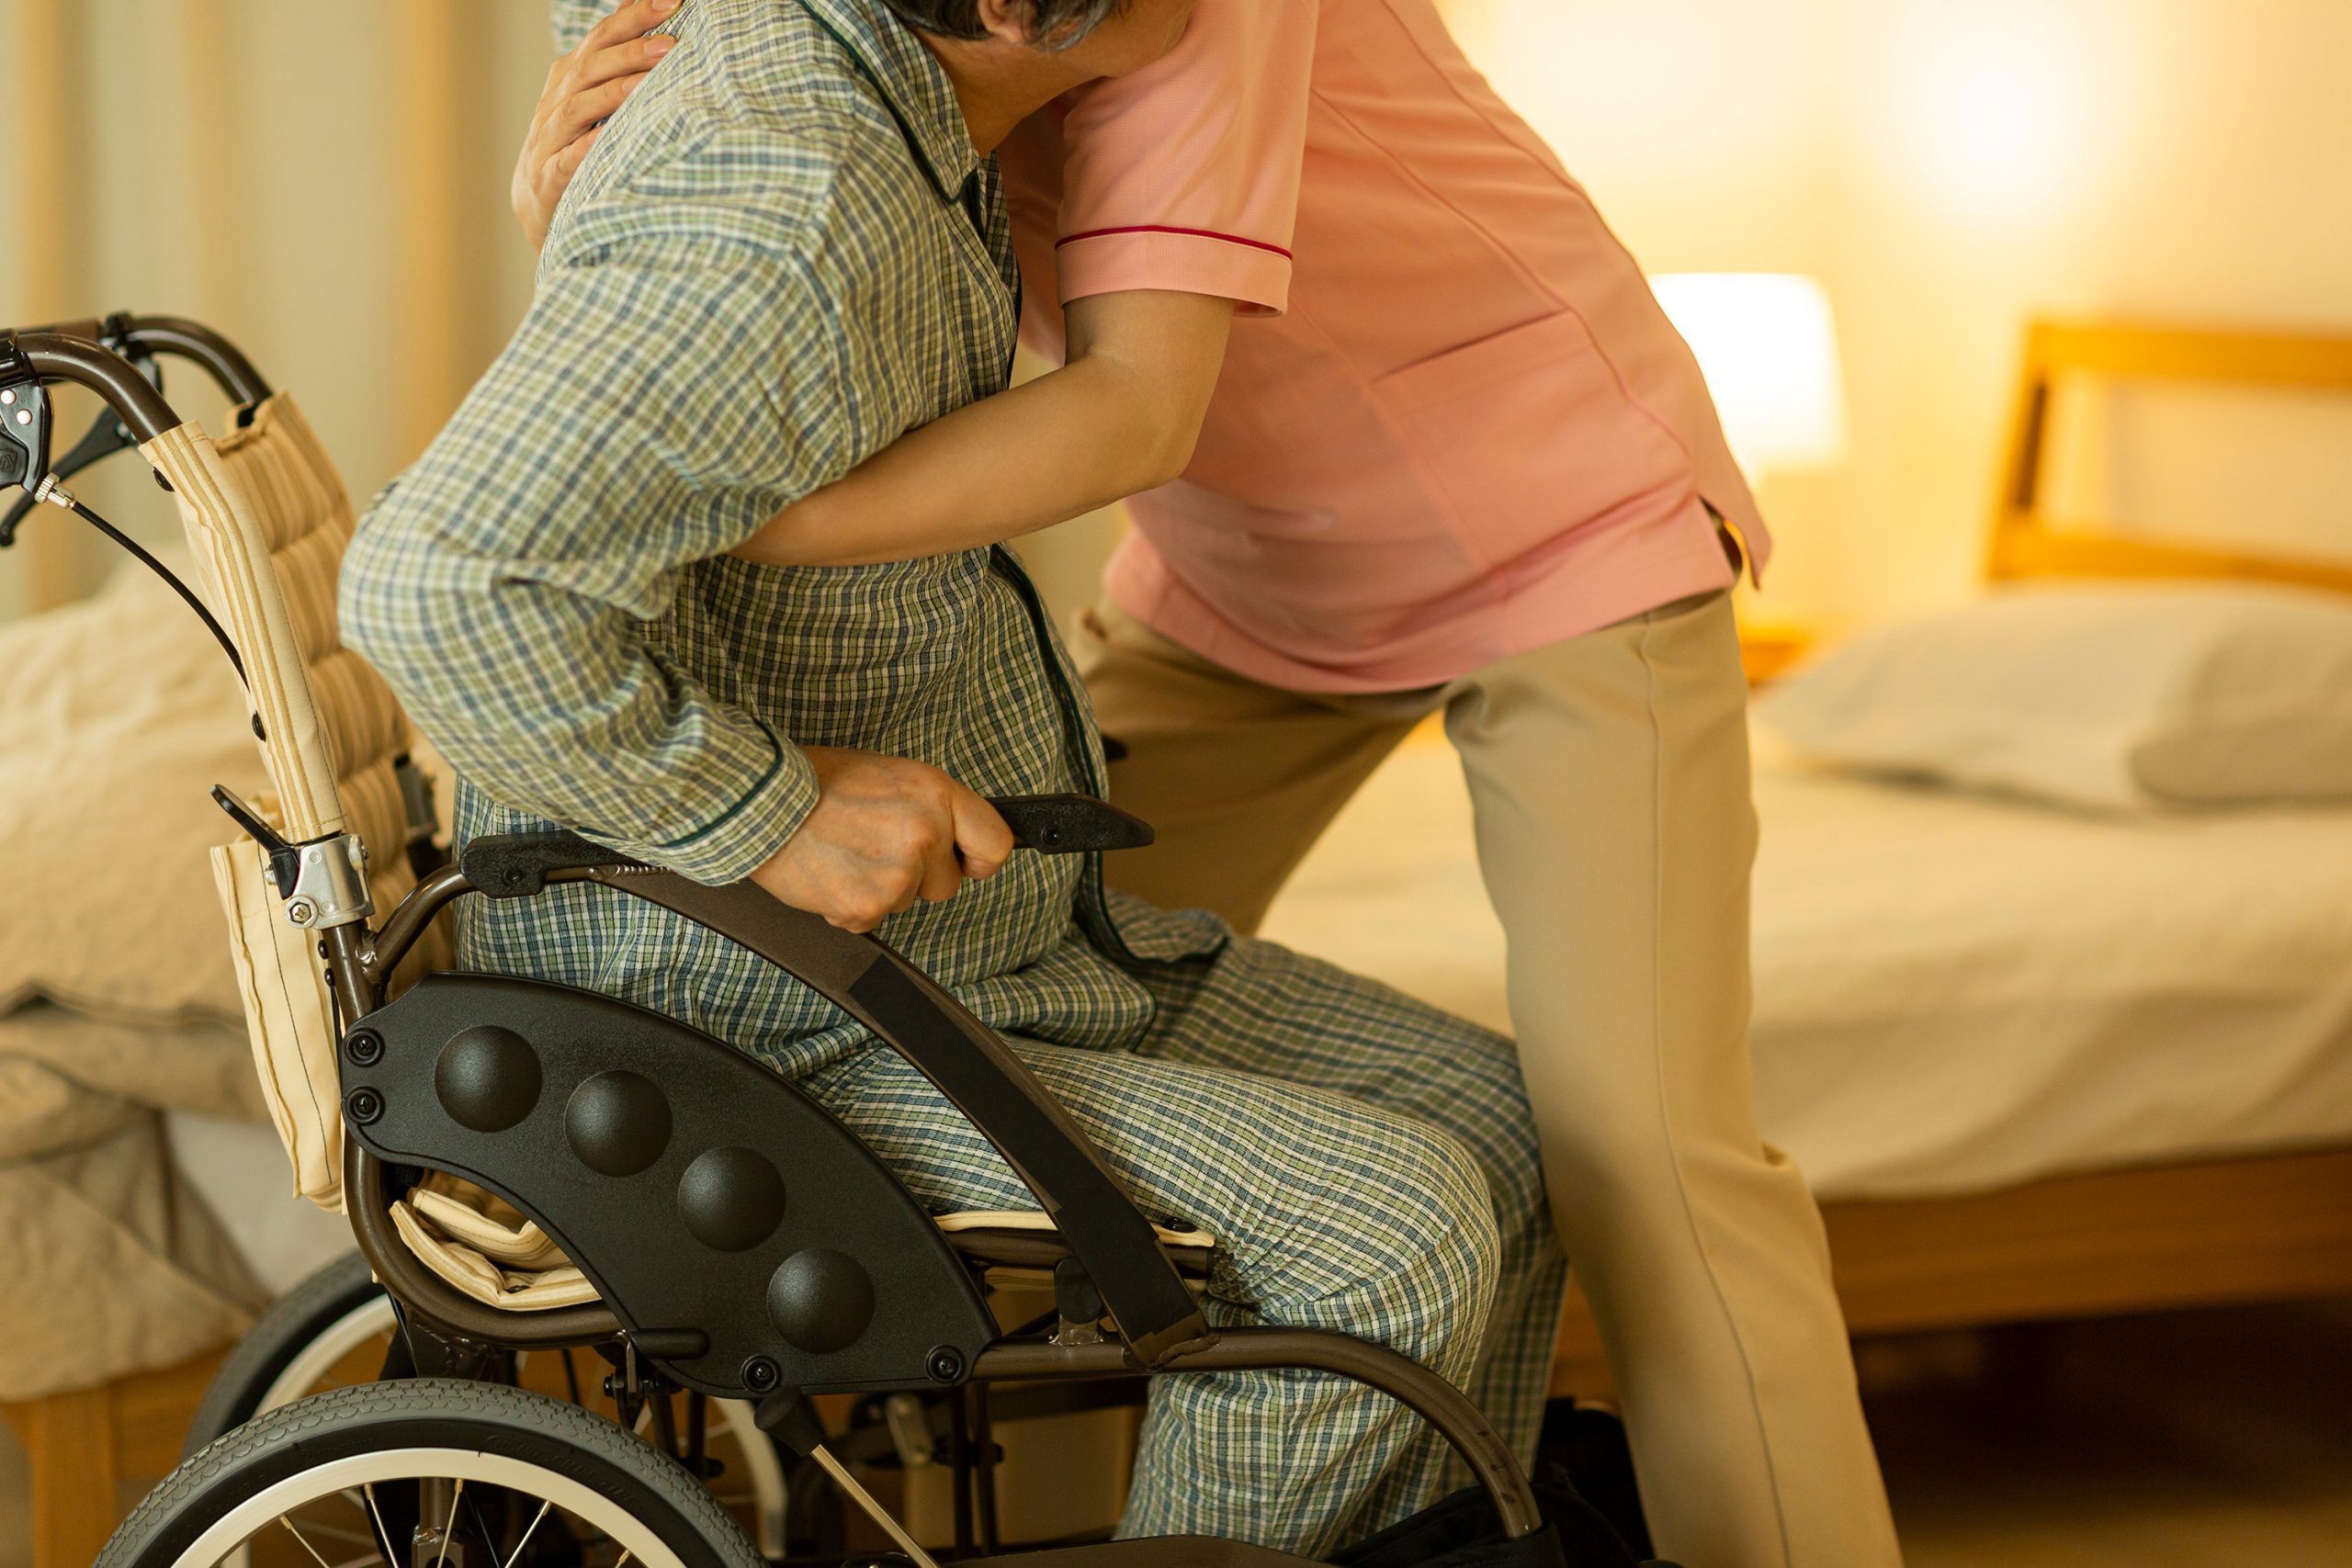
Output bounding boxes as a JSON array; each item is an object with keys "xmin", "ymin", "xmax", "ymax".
[
  {"xmin": 116, "ymin": 315, "xmax": 273, "ymax": 405},
  {"xmin": 16, "ymin": 313, "xmax": 273, "ymax": 406},
  {"xmin": 975, "ymin": 1332, "xmax": 1544, "ymax": 1539},
  {"xmin": 946, "ymin": 1227, "xmax": 1214, "ymax": 1280},
  {"xmin": 13, "ymin": 333, "xmax": 180, "ymax": 442}
]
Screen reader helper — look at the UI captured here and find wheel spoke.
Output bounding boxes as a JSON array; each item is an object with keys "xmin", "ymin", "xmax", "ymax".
[
  {"xmin": 497, "ymin": 1501, "xmax": 554, "ymax": 1568},
  {"xmin": 279, "ymin": 1515, "xmax": 340, "ymax": 1568},
  {"xmin": 361, "ymin": 1484, "xmax": 397, "ymax": 1567},
  {"xmin": 434, "ymin": 1480, "xmax": 465, "ymax": 1568}
]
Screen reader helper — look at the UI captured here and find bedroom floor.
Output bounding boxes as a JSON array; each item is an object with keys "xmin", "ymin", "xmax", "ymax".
[{"xmin": 4, "ymin": 1299, "xmax": 2348, "ymax": 1566}]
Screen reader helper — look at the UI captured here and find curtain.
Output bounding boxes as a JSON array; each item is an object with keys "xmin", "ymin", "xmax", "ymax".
[{"xmin": 0, "ymin": 0, "xmax": 552, "ymax": 619}]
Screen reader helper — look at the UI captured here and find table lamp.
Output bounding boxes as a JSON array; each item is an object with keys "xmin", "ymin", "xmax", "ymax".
[
  {"xmin": 1649, "ymin": 273, "xmax": 1850, "ymax": 483},
  {"xmin": 1649, "ymin": 273, "xmax": 1849, "ymax": 679}
]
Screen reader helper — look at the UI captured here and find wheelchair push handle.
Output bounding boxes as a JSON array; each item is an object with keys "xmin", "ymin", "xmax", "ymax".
[
  {"xmin": 12, "ymin": 311, "xmax": 272, "ymax": 406},
  {"xmin": 0, "ymin": 331, "xmax": 178, "ymax": 445}
]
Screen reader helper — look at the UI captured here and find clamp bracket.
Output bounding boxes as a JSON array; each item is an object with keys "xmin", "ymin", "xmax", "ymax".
[
  {"xmin": 213, "ymin": 785, "xmax": 374, "ymax": 929},
  {"xmin": 286, "ymin": 834, "xmax": 374, "ymax": 931}
]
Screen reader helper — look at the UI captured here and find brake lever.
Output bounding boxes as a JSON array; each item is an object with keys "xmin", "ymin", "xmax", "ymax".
[
  {"xmin": 0, "ymin": 340, "xmax": 158, "ymax": 547},
  {"xmin": 0, "ymin": 406, "xmax": 137, "ymax": 544},
  {"xmin": 988, "ymin": 795, "xmax": 1156, "ymax": 855}
]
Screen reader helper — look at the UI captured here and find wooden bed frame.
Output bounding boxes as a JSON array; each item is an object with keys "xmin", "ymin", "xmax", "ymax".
[
  {"xmin": 3, "ymin": 1348, "xmax": 229, "ymax": 1568},
  {"xmin": 1555, "ymin": 316, "xmax": 2352, "ymax": 1395}
]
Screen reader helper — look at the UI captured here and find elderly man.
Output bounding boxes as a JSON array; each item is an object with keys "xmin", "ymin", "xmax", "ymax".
[{"xmin": 342, "ymin": 0, "xmax": 1564, "ymax": 1551}]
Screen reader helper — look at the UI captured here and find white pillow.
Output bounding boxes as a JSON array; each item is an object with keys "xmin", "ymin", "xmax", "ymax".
[
  {"xmin": 0, "ymin": 560, "xmax": 267, "ymax": 1025},
  {"xmin": 1757, "ymin": 582, "xmax": 2352, "ymax": 810}
]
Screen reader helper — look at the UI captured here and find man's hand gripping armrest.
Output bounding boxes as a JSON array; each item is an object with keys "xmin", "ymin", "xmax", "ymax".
[{"xmin": 752, "ymin": 749, "xmax": 1016, "ymax": 933}]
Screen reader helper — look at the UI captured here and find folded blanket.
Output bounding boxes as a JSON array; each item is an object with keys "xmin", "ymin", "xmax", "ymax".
[
  {"xmin": 0, "ymin": 1108, "xmax": 263, "ymax": 1400},
  {"xmin": 0, "ymin": 1001, "xmax": 262, "ymax": 1128},
  {"xmin": 0, "ymin": 1001, "xmax": 271, "ymax": 1397}
]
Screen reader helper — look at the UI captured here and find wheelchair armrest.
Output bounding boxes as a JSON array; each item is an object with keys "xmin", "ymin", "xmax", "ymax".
[
  {"xmin": 411, "ymin": 807, "xmax": 1206, "ymax": 1369},
  {"xmin": 582, "ymin": 868, "xmax": 1211, "ymax": 1370},
  {"xmin": 460, "ymin": 830, "xmax": 630, "ymax": 897},
  {"xmin": 457, "ymin": 795, "xmax": 1153, "ymax": 898}
]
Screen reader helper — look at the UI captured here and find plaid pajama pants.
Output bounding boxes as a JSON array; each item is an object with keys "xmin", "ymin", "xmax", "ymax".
[{"xmin": 802, "ymin": 926, "xmax": 1567, "ymax": 1557}]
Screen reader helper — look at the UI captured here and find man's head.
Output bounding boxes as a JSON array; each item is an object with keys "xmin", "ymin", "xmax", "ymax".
[{"xmin": 884, "ymin": 0, "xmax": 1196, "ymax": 82}]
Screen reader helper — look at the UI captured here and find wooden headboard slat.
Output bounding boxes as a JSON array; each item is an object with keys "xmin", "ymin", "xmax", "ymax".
[
  {"xmin": 2028, "ymin": 321, "xmax": 2352, "ymax": 393},
  {"xmin": 1990, "ymin": 319, "xmax": 2352, "ymax": 595}
]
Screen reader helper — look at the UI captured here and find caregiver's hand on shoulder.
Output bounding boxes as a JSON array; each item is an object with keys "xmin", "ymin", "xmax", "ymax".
[
  {"xmin": 512, "ymin": 0, "xmax": 680, "ymax": 252},
  {"xmin": 750, "ymin": 749, "xmax": 1016, "ymax": 934}
]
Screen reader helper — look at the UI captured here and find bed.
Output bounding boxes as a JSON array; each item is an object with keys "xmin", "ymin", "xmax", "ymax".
[
  {"xmin": 1261, "ymin": 318, "xmax": 2352, "ymax": 1393},
  {"xmin": 0, "ymin": 562, "xmax": 362, "ymax": 1568}
]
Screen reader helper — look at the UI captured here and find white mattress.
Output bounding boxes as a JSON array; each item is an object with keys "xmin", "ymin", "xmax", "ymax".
[{"xmin": 1261, "ymin": 734, "xmax": 2352, "ymax": 1201}]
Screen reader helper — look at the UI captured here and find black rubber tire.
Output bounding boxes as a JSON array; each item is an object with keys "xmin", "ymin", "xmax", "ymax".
[
  {"xmin": 107, "ymin": 1379, "xmax": 763, "ymax": 1568},
  {"xmin": 182, "ymin": 1252, "xmax": 388, "ymax": 1459}
]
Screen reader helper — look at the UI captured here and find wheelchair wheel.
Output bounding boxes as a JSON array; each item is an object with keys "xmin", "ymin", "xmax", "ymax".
[
  {"xmin": 107, "ymin": 1380, "xmax": 763, "ymax": 1568},
  {"xmin": 185, "ymin": 1254, "xmax": 791, "ymax": 1555},
  {"xmin": 184, "ymin": 1254, "xmax": 390, "ymax": 1456}
]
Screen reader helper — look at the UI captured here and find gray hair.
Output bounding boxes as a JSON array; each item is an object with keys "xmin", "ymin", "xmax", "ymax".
[{"xmin": 877, "ymin": 0, "xmax": 1125, "ymax": 49}]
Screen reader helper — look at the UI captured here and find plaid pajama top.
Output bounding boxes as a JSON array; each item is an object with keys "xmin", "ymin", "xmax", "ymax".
[{"xmin": 343, "ymin": 0, "xmax": 1225, "ymax": 1078}]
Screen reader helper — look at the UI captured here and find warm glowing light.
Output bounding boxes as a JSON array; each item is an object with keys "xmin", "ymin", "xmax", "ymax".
[
  {"xmin": 1866, "ymin": 3, "xmax": 2120, "ymax": 227},
  {"xmin": 1651, "ymin": 274, "xmax": 1850, "ymax": 480}
]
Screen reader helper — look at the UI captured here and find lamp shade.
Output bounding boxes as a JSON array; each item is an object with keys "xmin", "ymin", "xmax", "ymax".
[{"xmin": 1651, "ymin": 273, "xmax": 1850, "ymax": 479}]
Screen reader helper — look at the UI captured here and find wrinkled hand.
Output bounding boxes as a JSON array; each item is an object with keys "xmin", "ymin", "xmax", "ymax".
[
  {"xmin": 511, "ymin": 0, "xmax": 681, "ymax": 252},
  {"xmin": 750, "ymin": 749, "xmax": 1015, "ymax": 934}
]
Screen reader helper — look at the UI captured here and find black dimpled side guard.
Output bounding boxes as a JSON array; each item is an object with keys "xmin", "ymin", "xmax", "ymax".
[{"xmin": 344, "ymin": 973, "xmax": 996, "ymax": 1400}]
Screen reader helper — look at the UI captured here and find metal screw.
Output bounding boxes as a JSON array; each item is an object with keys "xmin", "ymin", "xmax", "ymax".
[
  {"xmin": 926, "ymin": 1347, "xmax": 965, "ymax": 1384},
  {"xmin": 287, "ymin": 897, "xmax": 318, "ymax": 926},
  {"xmin": 345, "ymin": 1030, "xmax": 385, "ymax": 1066},
  {"xmin": 741, "ymin": 1357, "xmax": 780, "ymax": 1393},
  {"xmin": 346, "ymin": 1088, "xmax": 385, "ymax": 1125}
]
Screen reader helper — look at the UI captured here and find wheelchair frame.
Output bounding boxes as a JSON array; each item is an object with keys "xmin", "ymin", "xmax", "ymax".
[{"xmin": 1, "ymin": 319, "xmax": 1547, "ymax": 1563}]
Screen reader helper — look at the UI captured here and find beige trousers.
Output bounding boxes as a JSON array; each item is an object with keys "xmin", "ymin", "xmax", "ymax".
[{"xmin": 1074, "ymin": 591, "xmax": 1903, "ymax": 1568}]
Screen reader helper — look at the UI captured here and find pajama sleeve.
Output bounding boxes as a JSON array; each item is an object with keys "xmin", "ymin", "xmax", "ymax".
[
  {"xmin": 340, "ymin": 142, "xmax": 856, "ymax": 886},
  {"xmin": 1051, "ymin": 0, "xmax": 1318, "ymax": 317}
]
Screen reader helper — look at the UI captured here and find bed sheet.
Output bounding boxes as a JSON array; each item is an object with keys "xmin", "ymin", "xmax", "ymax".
[{"xmin": 1260, "ymin": 734, "xmax": 2352, "ymax": 1200}]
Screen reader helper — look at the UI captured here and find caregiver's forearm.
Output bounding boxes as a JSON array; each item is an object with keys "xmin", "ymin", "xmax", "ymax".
[{"xmin": 732, "ymin": 289, "xmax": 1232, "ymax": 570}]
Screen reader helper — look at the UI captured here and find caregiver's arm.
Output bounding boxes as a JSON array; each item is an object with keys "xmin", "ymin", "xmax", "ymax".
[{"xmin": 737, "ymin": 288, "xmax": 1232, "ymax": 568}]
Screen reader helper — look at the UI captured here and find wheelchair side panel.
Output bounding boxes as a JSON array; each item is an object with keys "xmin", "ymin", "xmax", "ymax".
[{"xmin": 343, "ymin": 972, "xmax": 998, "ymax": 1401}]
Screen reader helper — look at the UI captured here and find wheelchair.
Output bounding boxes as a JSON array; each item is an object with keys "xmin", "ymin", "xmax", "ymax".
[{"xmin": 1, "ymin": 318, "xmax": 1643, "ymax": 1568}]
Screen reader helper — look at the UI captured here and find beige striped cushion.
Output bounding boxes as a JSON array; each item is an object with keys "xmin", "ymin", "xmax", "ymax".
[{"xmin": 154, "ymin": 393, "xmax": 453, "ymax": 1212}]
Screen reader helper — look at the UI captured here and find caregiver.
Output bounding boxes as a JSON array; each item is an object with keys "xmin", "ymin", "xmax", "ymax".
[{"xmin": 518, "ymin": 4, "xmax": 1901, "ymax": 1563}]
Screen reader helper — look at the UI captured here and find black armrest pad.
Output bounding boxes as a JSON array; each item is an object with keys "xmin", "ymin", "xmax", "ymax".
[{"xmin": 462, "ymin": 831, "xmax": 639, "ymax": 898}]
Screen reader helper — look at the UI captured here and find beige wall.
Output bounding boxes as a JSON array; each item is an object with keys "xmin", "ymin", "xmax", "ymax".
[
  {"xmin": 1445, "ymin": 0, "xmax": 2352, "ymax": 630},
  {"xmin": 6, "ymin": 1, "xmax": 2346, "ymax": 633}
]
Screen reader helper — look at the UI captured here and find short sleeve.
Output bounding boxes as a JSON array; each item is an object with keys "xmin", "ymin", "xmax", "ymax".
[{"xmin": 1052, "ymin": 0, "xmax": 1318, "ymax": 317}]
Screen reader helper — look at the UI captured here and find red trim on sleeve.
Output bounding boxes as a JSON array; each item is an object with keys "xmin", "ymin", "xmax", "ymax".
[{"xmin": 1057, "ymin": 224, "xmax": 1294, "ymax": 261}]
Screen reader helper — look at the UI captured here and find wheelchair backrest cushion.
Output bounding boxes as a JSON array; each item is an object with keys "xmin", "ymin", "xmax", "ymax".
[{"xmin": 139, "ymin": 394, "xmax": 452, "ymax": 1208}]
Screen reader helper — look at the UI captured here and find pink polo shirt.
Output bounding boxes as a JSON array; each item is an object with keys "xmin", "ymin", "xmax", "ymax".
[{"xmin": 997, "ymin": 0, "xmax": 1767, "ymax": 694}]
